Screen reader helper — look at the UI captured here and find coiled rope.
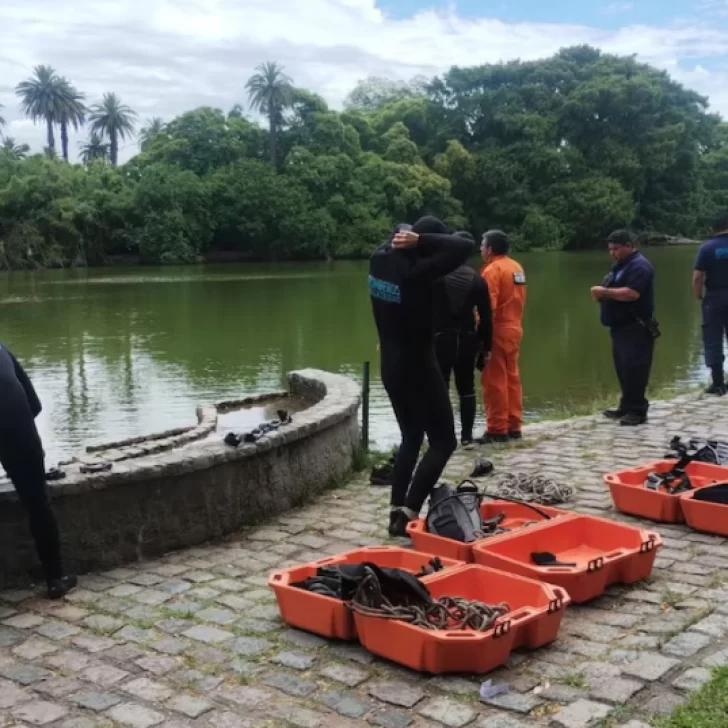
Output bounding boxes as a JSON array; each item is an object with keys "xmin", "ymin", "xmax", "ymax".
[
  {"xmin": 485, "ymin": 473, "xmax": 574, "ymax": 506},
  {"xmin": 349, "ymin": 566, "xmax": 510, "ymax": 632}
]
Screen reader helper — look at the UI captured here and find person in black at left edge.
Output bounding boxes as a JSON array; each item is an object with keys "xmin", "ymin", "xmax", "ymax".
[
  {"xmin": 433, "ymin": 231, "xmax": 493, "ymax": 447},
  {"xmin": 590, "ymin": 230, "xmax": 658, "ymax": 427},
  {"xmin": 0, "ymin": 342, "xmax": 77, "ymax": 599},
  {"xmin": 370, "ymin": 217, "xmax": 473, "ymax": 537}
]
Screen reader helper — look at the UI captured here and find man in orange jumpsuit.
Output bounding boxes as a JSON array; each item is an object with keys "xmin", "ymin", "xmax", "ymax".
[{"xmin": 477, "ymin": 230, "xmax": 527, "ymax": 444}]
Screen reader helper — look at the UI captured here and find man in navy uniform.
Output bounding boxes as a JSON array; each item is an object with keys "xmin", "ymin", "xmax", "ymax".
[
  {"xmin": 591, "ymin": 230, "xmax": 657, "ymax": 426},
  {"xmin": 694, "ymin": 212, "xmax": 728, "ymax": 395}
]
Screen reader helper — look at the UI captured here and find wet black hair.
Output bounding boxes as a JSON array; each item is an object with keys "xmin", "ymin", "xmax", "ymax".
[
  {"xmin": 412, "ymin": 216, "xmax": 448, "ymax": 235},
  {"xmin": 606, "ymin": 229, "xmax": 635, "ymax": 246},
  {"xmin": 483, "ymin": 230, "xmax": 509, "ymax": 255}
]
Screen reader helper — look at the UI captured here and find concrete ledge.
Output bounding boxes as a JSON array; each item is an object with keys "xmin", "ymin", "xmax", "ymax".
[{"xmin": 0, "ymin": 369, "xmax": 361, "ymax": 588}]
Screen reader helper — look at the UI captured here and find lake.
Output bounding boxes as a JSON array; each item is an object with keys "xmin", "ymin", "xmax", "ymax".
[{"xmin": 0, "ymin": 246, "xmax": 705, "ymax": 465}]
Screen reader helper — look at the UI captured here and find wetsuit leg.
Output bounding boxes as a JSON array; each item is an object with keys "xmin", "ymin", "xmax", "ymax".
[
  {"xmin": 611, "ymin": 324, "xmax": 654, "ymax": 417},
  {"xmin": 482, "ymin": 341, "xmax": 509, "ymax": 436},
  {"xmin": 403, "ymin": 357, "xmax": 457, "ymax": 514},
  {"xmin": 453, "ymin": 332, "xmax": 477, "ymax": 442},
  {"xmin": 434, "ymin": 332, "xmax": 456, "ymax": 391},
  {"xmin": 385, "ymin": 381, "xmax": 425, "ymax": 509},
  {"xmin": 1, "ymin": 444, "xmax": 63, "ymax": 582}
]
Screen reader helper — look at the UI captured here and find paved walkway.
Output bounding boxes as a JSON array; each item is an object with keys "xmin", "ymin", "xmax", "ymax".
[{"xmin": 3, "ymin": 393, "xmax": 728, "ymax": 728}]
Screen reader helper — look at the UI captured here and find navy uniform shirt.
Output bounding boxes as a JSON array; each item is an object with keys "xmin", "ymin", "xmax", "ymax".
[
  {"xmin": 600, "ymin": 251, "xmax": 655, "ymax": 329},
  {"xmin": 695, "ymin": 234, "xmax": 728, "ymax": 293}
]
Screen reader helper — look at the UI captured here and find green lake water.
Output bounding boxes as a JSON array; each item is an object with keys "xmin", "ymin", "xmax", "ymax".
[{"xmin": 0, "ymin": 247, "xmax": 706, "ymax": 465}]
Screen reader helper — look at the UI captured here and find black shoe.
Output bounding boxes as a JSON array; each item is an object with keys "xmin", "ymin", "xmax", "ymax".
[
  {"xmin": 47, "ymin": 575, "xmax": 78, "ymax": 600},
  {"xmin": 388, "ymin": 509, "xmax": 411, "ymax": 538},
  {"xmin": 461, "ymin": 438, "xmax": 474, "ymax": 450},
  {"xmin": 705, "ymin": 383, "xmax": 727, "ymax": 396},
  {"xmin": 603, "ymin": 409, "xmax": 624, "ymax": 420},
  {"xmin": 508, "ymin": 431, "xmax": 523, "ymax": 441},
  {"xmin": 476, "ymin": 433, "xmax": 509, "ymax": 445},
  {"xmin": 620, "ymin": 413, "xmax": 647, "ymax": 427}
]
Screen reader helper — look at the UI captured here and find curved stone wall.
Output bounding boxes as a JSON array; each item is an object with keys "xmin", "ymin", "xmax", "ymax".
[{"xmin": 0, "ymin": 369, "xmax": 361, "ymax": 588}]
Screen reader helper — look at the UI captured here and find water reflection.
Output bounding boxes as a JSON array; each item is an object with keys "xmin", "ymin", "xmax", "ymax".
[{"xmin": 0, "ymin": 248, "xmax": 704, "ymax": 464}]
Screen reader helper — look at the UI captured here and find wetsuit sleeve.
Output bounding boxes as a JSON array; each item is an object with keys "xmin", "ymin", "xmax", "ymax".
[
  {"xmin": 405, "ymin": 234, "xmax": 473, "ymax": 284},
  {"xmin": 473, "ymin": 276, "xmax": 493, "ymax": 353},
  {"xmin": 11, "ymin": 351, "xmax": 42, "ymax": 418}
]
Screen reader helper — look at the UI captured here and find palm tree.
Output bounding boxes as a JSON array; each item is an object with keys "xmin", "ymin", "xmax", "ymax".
[
  {"xmin": 88, "ymin": 92, "xmax": 137, "ymax": 166},
  {"xmin": 15, "ymin": 65, "xmax": 67, "ymax": 153},
  {"xmin": 79, "ymin": 132, "xmax": 109, "ymax": 164},
  {"xmin": 245, "ymin": 61, "xmax": 294, "ymax": 166},
  {"xmin": 138, "ymin": 117, "xmax": 165, "ymax": 150},
  {"xmin": 1, "ymin": 137, "xmax": 31, "ymax": 160},
  {"xmin": 57, "ymin": 80, "xmax": 86, "ymax": 162}
]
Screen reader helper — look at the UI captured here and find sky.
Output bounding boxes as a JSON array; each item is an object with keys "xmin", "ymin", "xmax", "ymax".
[{"xmin": 2, "ymin": 0, "xmax": 728, "ymax": 163}]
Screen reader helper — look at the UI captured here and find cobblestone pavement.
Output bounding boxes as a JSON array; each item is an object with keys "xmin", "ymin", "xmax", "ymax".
[{"xmin": 3, "ymin": 392, "xmax": 728, "ymax": 728}]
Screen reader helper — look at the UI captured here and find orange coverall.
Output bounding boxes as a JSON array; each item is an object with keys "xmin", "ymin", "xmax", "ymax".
[{"xmin": 481, "ymin": 255, "xmax": 527, "ymax": 435}]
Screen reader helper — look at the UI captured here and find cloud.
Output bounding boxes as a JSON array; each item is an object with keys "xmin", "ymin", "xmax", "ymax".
[
  {"xmin": 604, "ymin": 2, "xmax": 633, "ymax": 15},
  {"xmin": 1, "ymin": 0, "xmax": 727, "ymax": 162}
]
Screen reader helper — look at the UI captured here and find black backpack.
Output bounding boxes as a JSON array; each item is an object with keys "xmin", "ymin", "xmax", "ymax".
[{"xmin": 426, "ymin": 482, "xmax": 494, "ymax": 543}]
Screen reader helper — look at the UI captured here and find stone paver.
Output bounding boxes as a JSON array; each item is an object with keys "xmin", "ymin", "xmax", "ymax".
[{"xmin": 5, "ymin": 394, "xmax": 728, "ymax": 726}]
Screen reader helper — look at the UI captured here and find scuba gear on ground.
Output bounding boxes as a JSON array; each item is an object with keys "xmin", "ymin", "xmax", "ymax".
[
  {"xmin": 531, "ymin": 552, "xmax": 577, "ymax": 568},
  {"xmin": 644, "ymin": 469, "xmax": 693, "ymax": 494},
  {"xmin": 425, "ymin": 480, "xmax": 553, "ymax": 543},
  {"xmin": 667, "ymin": 436, "xmax": 728, "ymax": 466},
  {"xmin": 349, "ymin": 564, "xmax": 511, "ymax": 632},
  {"xmin": 484, "ymin": 473, "xmax": 574, "ymax": 506},
  {"xmin": 692, "ymin": 483, "xmax": 728, "ymax": 504},
  {"xmin": 471, "ymin": 457, "xmax": 494, "ymax": 478},
  {"xmin": 224, "ymin": 410, "xmax": 292, "ymax": 447}
]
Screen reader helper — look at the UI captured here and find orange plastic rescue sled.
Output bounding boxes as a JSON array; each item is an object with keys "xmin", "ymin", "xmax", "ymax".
[
  {"xmin": 353, "ymin": 564, "xmax": 570, "ymax": 674},
  {"xmin": 472, "ymin": 514, "xmax": 662, "ymax": 603},
  {"xmin": 268, "ymin": 546, "xmax": 461, "ymax": 640},
  {"xmin": 604, "ymin": 460, "xmax": 728, "ymax": 522}
]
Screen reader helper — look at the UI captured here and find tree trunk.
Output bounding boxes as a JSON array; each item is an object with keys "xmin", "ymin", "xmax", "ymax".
[
  {"xmin": 269, "ymin": 111, "xmax": 276, "ymax": 168},
  {"xmin": 110, "ymin": 130, "xmax": 118, "ymax": 167},
  {"xmin": 46, "ymin": 116, "xmax": 55, "ymax": 153},
  {"xmin": 61, "ymin": 121, "xmax": 69, "ymax": 162}
]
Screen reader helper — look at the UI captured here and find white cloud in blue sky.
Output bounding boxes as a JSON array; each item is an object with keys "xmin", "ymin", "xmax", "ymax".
[{"xmin": 0, "ymin": 0, "xmax": 725, "ymax": 161}]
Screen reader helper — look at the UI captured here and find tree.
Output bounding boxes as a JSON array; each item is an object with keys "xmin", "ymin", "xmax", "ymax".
[
  {"xmin": 88, "ymin": 93, "xmax": 137, "ymax": 166},
  {"xmin": 344, "ymin": 76, "xmax": 429, "ymax": 111},
  {"xmin": 139, "ymin": 117, "xmax": 166, "ymax": 150},
  {"xmin": 0, "ymin": 104, "xmax": 5, "ymax": 136},
  {"xmin": 15, "ymin": 65, "xmax": 67, "ymax": 153},
  {"xmin": 79, "ymin": 133, "xmax": 109, "ymax": 164},
  {"xmin": 245, "ymin": 61, "xmax": 294, "ymax": 166},
  {"xmin": 1, "ymin": 137, "xmax": 30, "ymax": 160},
  {"xmin": 57, "ymin": 79, "xmax": 86, "ymax": 162}
]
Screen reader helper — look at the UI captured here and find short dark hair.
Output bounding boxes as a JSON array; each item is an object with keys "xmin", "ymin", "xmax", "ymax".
[
  {"xmin": 711, "ymin": 212, "xmax": 728, "ymax": 234},
  {"xmin": 483, "ymin": 230, "xmax": 509, "ymax": 255},
  {"xmin": 606, "ymin": 229, "xmax": 634, "ymax": 246}
]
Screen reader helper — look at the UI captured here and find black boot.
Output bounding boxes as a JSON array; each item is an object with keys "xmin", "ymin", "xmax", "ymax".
[
  {"xmin": 707, "ymin": 368, "xmax": 726, "ymax": 396},
  {"xmin": 47, "ymin": 575, "xmax": 78, "ymax": 600},
  {"xmin": 388, "ymin": 509, "xmax": 412, "ymax": 538}
]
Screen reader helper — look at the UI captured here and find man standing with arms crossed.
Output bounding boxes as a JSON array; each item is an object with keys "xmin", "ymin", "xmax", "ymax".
[{"xmin": 478, "ymin": 230, "xmax": 527, "ymax": 444}]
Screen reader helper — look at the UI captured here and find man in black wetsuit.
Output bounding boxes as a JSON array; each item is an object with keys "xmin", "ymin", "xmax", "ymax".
[
  {"xmin": 0, "ymin": 343, "xmax": 76, "ymax": 599},
  {"xmin": 433, "ymin": 231, "xmax": 492, "ymax": 447},
  {"xmin": 369, "ymin": 216, "xmax": 473, "ymax": 537}
]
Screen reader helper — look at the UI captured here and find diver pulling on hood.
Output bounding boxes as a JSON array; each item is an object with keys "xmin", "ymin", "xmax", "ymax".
[{"xmin": 369, "ymin": 216, "xmax": 473, "ymax": 537}]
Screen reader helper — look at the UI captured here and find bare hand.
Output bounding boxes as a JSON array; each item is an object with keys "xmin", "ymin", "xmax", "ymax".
[
  {"xmin": 591, "ymin": 286, "xmax": 606, "ymax": 301},
  {"xmin": 392, "ymin": 231, "xmax": 419, "ymax": 249}
]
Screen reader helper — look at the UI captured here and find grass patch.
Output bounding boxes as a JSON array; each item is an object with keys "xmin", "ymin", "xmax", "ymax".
[
  {"xmin": 656, "ymin": 666, "xmax": 728, "ymax": 727},
  {"xmin": 558, "ymin": 672, "xmax": 588, "ymax": 689}
]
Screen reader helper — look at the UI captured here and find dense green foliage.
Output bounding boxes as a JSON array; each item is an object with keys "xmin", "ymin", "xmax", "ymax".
[{"xmin": 1, "ymin": 46, "xmax": 728, "ymax": 267}]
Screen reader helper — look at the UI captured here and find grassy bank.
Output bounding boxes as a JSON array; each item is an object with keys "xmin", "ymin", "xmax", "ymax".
[{"xmin": 657, "ymin": 667, "xmax": 728, "ymax": 727}]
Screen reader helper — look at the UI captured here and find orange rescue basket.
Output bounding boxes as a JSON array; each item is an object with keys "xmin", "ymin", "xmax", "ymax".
[
  {"xmin": 268, "ymin": 546, "xmax": 462, "ymax": 640},
  {"xmin": 352, "ymin": 564, "xmax": 570, "ymax": 674},
  {"xmin": 680, "ymin": 486, "xmax": 728, "ymax": 537},
  {"xmin": 407, "ymin": 501, "xmax": 571, "ymax": 562},
  {"xmin": 604, "ymin": 460, "xmax": 728, "ymax": 522},
  {"xmin": 472, "ymin": 514, "xmax": 662, "ymax": 603}
]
